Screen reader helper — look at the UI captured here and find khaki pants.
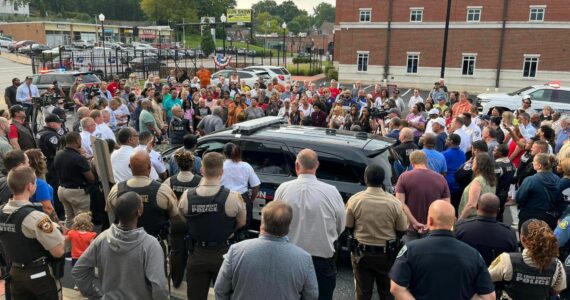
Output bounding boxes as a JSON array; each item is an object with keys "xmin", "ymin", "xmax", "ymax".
[{"xmin": 58, "ymin": 186, "xmax": 90, "ymax": 228}]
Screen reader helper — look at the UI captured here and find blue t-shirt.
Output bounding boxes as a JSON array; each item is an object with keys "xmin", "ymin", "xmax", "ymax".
[
  {"xmin": 443, "ymin": 147, "xmax": 466, "ymax": 193},
  {"xmin": 423, "ymin": 148, "xmax": 447, "ymax": 175},
  {"xmin": 435, "ymin": 132, "xmax": 448, "ymax": 152},
  {"xmin": 30, "ymin": 178, "xmax": 53, "ymax": 204}
]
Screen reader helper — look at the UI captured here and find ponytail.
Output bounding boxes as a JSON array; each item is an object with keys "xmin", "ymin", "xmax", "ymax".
[{"xmin": 223, "ymin": 142, "xmax": 241, "ymax": 162}]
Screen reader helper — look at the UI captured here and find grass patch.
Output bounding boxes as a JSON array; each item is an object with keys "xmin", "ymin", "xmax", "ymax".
[{"xmin": 184, "ymin": 34, "xmax": 291, "ymax": 56}]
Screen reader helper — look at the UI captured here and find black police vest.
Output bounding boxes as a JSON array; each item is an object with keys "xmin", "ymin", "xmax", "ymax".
[
  {"xmin": 169, "ymin": 118, "xmax": 190, "ymax": 145},
  {"xmin": 495, "ymin": 160, "xmax": 515, "ymax": 199},
  {"xmin": 169, "ymin": 174, "xmax": 202, "ymax": 200},
  {"xmin": 38, "ymin": 128, "xmax": 61, "ymax": 170},
  {"xmin": 12, "ymin": 121, "xmax": 36, "ymax": 151},
  {"xmin": 503, "ymin": 253, "xmax": 557, "ymax": 300},
  {"xmin": 117, "ymin": 180, "xmax": 169, "ymax": 236},
  {"xmin": 185, "ymin": 186, "xmax": 235, "ymax": 243},
  {"xmin": 0, "ymin": 205, "xmax": 50, "ymax": 264}
]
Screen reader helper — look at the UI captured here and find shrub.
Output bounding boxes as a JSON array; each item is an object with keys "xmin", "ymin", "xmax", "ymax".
[{"xmin": 292, "ymin": 57, "xmax": 311, "ymax": 64}]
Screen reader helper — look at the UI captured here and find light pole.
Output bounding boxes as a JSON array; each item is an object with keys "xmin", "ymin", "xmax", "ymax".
[
  {"xmin": 99, "ymin": 13, "xmax": 107, "ymax": 79},
  {"xmin": 281, "ymin": 22, "xmax": 287, "ymax": 67},
  {"xmin": 220, "ymin": 14, "xmax": 227, "ymax": 56}
]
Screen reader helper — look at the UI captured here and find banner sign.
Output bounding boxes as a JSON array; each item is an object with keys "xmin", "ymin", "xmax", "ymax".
[{"xmin": 227, "ymin": 9, "xmax": 252, "ymax": 23}]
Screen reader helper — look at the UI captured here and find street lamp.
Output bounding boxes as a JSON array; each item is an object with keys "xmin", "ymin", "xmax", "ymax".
[
  {"xmin": 281, "ymin": 22, "xmax": 287, "ymax": 67},
  {"xmin": 220, "ymin": 13, "xmax": 227, "ymax": 56},
  {"xmin": 99, "ymin": 13, "xmax": 107, "ymax": 79}
]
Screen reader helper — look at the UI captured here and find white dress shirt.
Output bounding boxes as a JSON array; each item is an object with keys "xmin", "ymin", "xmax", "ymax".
[
  {"xmin": 136, "ymin": 145, "xmax": 164, "ymax": 179},
  {"xmin": 220, "ymin": 160, "xmax": 261, "ymax": 194},
  {"xmin": 454, "ymin": 127, "xmax": 472, "ymax": 153},
  {"xmin": 96, "ymin": 123, "xmax": 116, "ymax": 142},
  {"xmin": 80, "ymin": 131, "xmax": 96, "ymax": 157},
  {"xmin": 16, "ymin": 83, "xmax": 40, "ymax": 104},
  {"xmin": 274, "ymin": 174, "xmax": 346, "ymax": 258},
  {"xmin": 111, "ymin": 145, "xmax": 159, "ymax": 182},
  {"xmin": 408, "ymin": 95, "xmax": 424, "ymax": 111}
]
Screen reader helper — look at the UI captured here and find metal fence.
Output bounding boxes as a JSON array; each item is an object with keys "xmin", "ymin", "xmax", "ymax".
[{"xmin": 29, "ymin": 46, "xmax": 298, "ymax": 80}]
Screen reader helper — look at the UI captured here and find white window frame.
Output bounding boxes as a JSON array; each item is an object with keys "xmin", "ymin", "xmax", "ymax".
[
  {"xmin": 466, "ymin": 6, "xmax": 482, "ymax": 22},
  {"xmin": 461, "ymin": 54, "xmax": 477, "ymax": 76},
  {"xmin": 359, "ymin": 9, "xmax": 372, "ymax": 23},
  {"xmin": 406, "ymin": 52, "xmax": 420, "ymax": 74},
  {"xmin": 410, "ymin": 7, "xmax": 424, "ymax": 22},
  {"xmin": 523, "ymin": 54, "xmax": 540, "ymax": 78},
  {"xmin": 357, "ymin": 51, "xmax": 369, "ymax": 72},
  {"xmin": 529, "ymin": 5, "xmax": 546, "ymax": 22}
]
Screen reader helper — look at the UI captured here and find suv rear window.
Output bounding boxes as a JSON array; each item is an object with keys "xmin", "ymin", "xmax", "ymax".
[
  {"xmin": 270, "ymin": 68, "xmax": 284, "ymax": 75},
  {"xmin": 315, "ymin": 152, "xmax": 361, "ymax": 183},
  {"xmin": 80, "ymin": 74, "xmax": 100, "ymax": 83},
  {"xmin": 241, "ymin": 141, "xmax": 290, "ymax": 175}
]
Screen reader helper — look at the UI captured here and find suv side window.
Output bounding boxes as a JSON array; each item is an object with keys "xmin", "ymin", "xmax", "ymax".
[
  {"xmin": 238, "ymin": 72, "xmax": 253, "ymax": 79},
  {"xmin": 552, "ymin": 90, "xmax": 570, "ymax": 104},
  {"xmin": 38, "ymin": 75, "xmax": 55, "ymax": 84},
  {"xmin": 529, "ymin": 89, "xmax": 553, "ymax": 102},
  {"xmin": 315, "ymin": 151, "xmax": 361, "ymax": 183},
  {"xmin": 241, "ymin": 141, "xmax": 290, "ymax": 175},
  {"xmin": 195, "ymin": 140, "xmax": 227, "ymax": 157}
]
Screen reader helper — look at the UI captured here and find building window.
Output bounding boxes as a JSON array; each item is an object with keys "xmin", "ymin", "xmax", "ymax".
[
  {"xmin": 529, "ymin": 7, "xmax": 545, "ymax": 21},
  {"xmin": 357, "ymin": 52, "xmax": 369, "ymax": 72},
  {"xmin": 467, "ymin": 7, "xmax": 481, "ymax": 22},
  {"xmin": 462, "ymin": 55, "xmax": 476, "ymax": 76},
  {"xmin": 410, "ymin": 8, "xmax": 423, "ymax": 22},
  {"xmin": 523, "ymin": 55, "xmax": 539, "ymax": 78},
  {"xmin": 359, "ymin": 9, "xmax": 371, "ymax": 22},
  {"xmin": 406, "ymin": 53, "xmax": 419, "ymax": 74}
]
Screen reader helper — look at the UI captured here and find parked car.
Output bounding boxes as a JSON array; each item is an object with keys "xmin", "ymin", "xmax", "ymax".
[
  {"xmin": 479, "ymin": 82, "xmax": 570, "ymax": 114},
  {"xmin": 32, "ymin": 70, "xmax": 101, "ymax": 99},
  {"xmin": 210, "ymin": 70, "xmax": 268, "ymax": 88},
  {"xmin": 129, "ymin": 57, "xmax": 165, "ymax": 72},
  {"xmin": 158, "ymin": 116, "xmax": 395, "ymax": 236},
  {"xmin": 18, "ymin": 44, "xmax": 51, "ymax": 55},
  {"xmin": 72, "ymin": 40, "xmax": 95, "ymax": 49},
  {"xmin": 8, "ymin": 40, "xmax": 35, "ymax": 52},
  {"xmin": 243, "ymin": 65, "xmax": 292, "ymax": 85},
  {"xmin": 0, "ymin": 36, "xmax": 13, "ymax": 48}
]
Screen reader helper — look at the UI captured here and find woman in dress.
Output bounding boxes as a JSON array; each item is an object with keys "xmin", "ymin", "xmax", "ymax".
[{"xmin": 458, "ymin": 153, "xmax": 497, "ymax": 220}]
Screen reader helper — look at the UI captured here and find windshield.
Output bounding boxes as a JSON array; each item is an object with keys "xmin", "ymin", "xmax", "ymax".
[
  {"xmin": 74, "ymin": 74, "xmax": 99, "ymax": 83},
  {"xmin": 508, "ymin": 86, "xmax": 533, "ymax": 96}
]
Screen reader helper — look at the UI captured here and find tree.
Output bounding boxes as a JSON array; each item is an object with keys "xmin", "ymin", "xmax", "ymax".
[
  {"xmin": 312, "ymin": 2, "xmax": 336, "ymax": 28},
  {"xmin": 287, "ymin": 21, "xmax": 301, "ymax": 35},
  {"xmin": 292, "ymin": 14, "xmax": 311, "ymax": 33},
  {"xmin": 140, "ymin": 0, "xmax": 198, "ymax": 23},
  {"xmin": 195, "ymin": 0, "xmax": 236, "ymax": 22},
  {"xmin": 253, "ymin": 12, "xmax": 283, "ymax": 35},
  {"xmin": 278, "ymin": 0, "xmax": 301, "ymax": 23},
  {"xmin": 252, "ymin": 0, "xmax": 278, "ymax": 18},
  {"xmin": 201, "ymin": 28, "xmax": 215, "ymax": 55}
]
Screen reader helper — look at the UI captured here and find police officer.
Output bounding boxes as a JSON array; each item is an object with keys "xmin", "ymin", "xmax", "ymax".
[
  {"xmin": 390, "ymin": 200, "xmax": 496, "ymax": 299},
  {"xmin": 107, "ymin": 149, "xmax": 179, "ymax": 236},
  {"xmin": 169, "ymin": 105, "xmax": 191, "ymax": 145},
  {"xmin": 489, "ymin": 219, "xmax": 566, "ymax": 299},
  {"xmin": 38, "ymin": 114, "xmax": 64, "ymax": 219},
  {"xmin": 162, "ymin": 150, "xmax": 202, "ymax": 288},
  {"xmin": 178, "ymin": 152, "xmax": 246, "ymax": 300},
  {"xmin": 346, "ymin": 164, "xmax": 408, "ymax": 300},
  {"xmin": 454, "ymin": 193, "xmax": 517, "ymax": 266},
  {"xmin": 0, "ymin": 166, "xmax": 64, "ymax": 299},
  {"xmin": 493, "ymin": 144, "xmax": 515, "ymax": 221}
]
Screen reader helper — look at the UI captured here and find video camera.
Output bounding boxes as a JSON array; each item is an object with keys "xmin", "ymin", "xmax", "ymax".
[
  {"xmin": 31, "ymin": 94, "xmax": 63, "ymax": 107},
  {"xmin": 84, "ymin": 86, "xmax": 100, "ymax": 98},
  {"xmin": 369, "ymin": 107, "xmax": 388, "ymax": 119}
]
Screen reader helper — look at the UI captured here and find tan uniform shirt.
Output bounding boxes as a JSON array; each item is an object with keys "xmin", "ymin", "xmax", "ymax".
[
  {"xmin": 346, "ymin": 187, "xmax": 408, "ymax": 246},
  {"xmin": 162, "ymin": 171, "xmax": 198, "ymax": 193},
  {"xmin": 151, "ymin": 100, "xmax": 165, "ymax": 128},
  {"xmin": 178, "ymin": 178, "xmax": 246, "ymax": 228},
  {"xmin": 2, "ymin": 200, "xmax": 64, "ymax": 251},
  {"xmin": 106, "ymin": 176, "xmax": 179, "ymax": 223},
  {"xmin": 488, "ymin": 249, "xmax": 567, "ymax": 296}
]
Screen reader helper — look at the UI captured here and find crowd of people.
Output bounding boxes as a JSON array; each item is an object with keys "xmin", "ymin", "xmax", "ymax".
[{"xmin": 1, "ymin": 67, "xmax": 570, "ymax": 300}]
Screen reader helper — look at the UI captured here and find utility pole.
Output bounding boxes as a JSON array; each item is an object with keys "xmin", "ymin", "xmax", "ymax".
[{"xmin": 440, "ymin": 0, "xmax": 452, "ymax": 78}]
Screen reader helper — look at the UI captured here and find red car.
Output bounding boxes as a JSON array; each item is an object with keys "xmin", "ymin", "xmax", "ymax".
[{"xmin": 8, "ymin": 40, "xmax": 35, "ymax": 52}]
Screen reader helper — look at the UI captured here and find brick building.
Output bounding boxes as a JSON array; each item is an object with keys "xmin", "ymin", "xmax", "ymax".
[{"xmin": 333, "ymin": 0, "xmax": 570, "ymax": 92}]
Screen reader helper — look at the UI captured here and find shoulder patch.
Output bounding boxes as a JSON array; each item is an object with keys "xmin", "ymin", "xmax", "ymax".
[
  {"xmin": 49, "ymin": 136, "xmax": 58, "ymax": 144},
  {"xmin": 37, "ymin": 217, "xmax": 53, "ymax": 233},
  {"xmin": 560, "ymin": 220, "xmax": 568, "ymax": 230},
  {"xmin": 396, "ymin": 245, "xmax": 407, "ymax": 258}
]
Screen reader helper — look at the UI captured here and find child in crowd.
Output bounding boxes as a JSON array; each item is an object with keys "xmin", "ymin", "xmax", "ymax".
[{"xmin": 66, "ymin": 212, "xmax": 96, "ymax": 267}]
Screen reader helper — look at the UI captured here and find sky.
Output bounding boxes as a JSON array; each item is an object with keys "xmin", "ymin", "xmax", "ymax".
[{"xmin": 236, "ymin": 0, "xmax": 336, "ymax": 15}]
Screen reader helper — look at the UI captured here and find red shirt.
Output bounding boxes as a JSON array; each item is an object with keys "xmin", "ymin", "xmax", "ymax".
[
  {"xmin": 329, "ymin": 87, "xmax": 340, "ymax": 99},
  {"xmin": 67, "ymin": 230, "xmax": 96, "ymax": 259},
  {"xmin": 108, "ymin": 82, "xmax": 119, "ymax": 96},
  {"xmin": 8, "ymin": 123, "xmax": 19, "ymax": 140},
  {"xmin": 508, "ymin": 138, "xmax": 524, "ymax": 168}
]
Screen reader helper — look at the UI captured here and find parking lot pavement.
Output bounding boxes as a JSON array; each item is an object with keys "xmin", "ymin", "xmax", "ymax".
[{"xmin": 0, "ymin": 57, "xmax": 34, "ymax": 111}]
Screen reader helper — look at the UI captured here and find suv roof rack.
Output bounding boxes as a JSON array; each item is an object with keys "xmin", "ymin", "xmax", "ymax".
[{"xmin": 232, "ymin": 116, "xmax": 283, "ymax": 135}]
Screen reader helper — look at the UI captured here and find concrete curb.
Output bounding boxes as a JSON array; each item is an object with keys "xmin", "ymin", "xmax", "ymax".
[{"xmin": 0, "ymin": 52, "xmax": 32, "ymax": 65}]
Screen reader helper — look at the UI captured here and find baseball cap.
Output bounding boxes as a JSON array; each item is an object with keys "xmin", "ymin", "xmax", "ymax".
[
  {"xmin": 428, "ymin": 108, "xmax": 440, "ymax": 115},
  {"xmin": 45, "ymin": 113, "xmax": 62, "ymax": 123},
  {"xmin": 434, "ymin": 117, "xmax": 446, "ymax": 127},
  {"xmin": 523, "ymin": 95, "xmax": 531, "ymax": 100},
  {"xmin": 388, "ymin": 108, "xmax": 401, "ymax": 117},
  {"xmin": 283, "ymin": 98, "xmax": 291, "ymax": 102},
  {"xmin": 436, "ymin": 94, "xmax": 446, "ymax": 101}
]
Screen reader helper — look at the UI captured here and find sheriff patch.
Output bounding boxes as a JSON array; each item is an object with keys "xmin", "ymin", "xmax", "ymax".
[
  {"xmin": 560, "ymin": 220, "xmax": 568, "ymax": 230},
  {"xmin": 397, "ymin": 245, "xmax": 407, "ymax": 258},
  {"xmin": 37, "ymin": 217, "xmax": 53, "ymax": 233}
]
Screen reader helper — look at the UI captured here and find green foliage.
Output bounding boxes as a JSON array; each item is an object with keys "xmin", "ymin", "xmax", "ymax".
[
  {"xmin": 140, "ymin": 0, "xmax": 198, "ymax": 23},
  {"xmin": 289, "ymin": 64, "xmax": 323, "ymax": 76},
  {"xmin": 200, "ymin": 31, "xmax": 215, "ymax": 55},
  {"xmin": 312, "ymin": 2, "xmax": 335, "ymax": 27},
  {"xmin": 252, "ymin": 0, "xmax": 279, "ymax": 18},
  {"xmin": 292, "ymin": 14, "xmax": 311, "ymax": 33},
  {"xmin": 195, "ymin": 0, "xmax": 236, "ymax": 23},
  {"xmin": 292, "ymin": 56, "xmax": 311, "ymax": 64},
  {"xmin": 254, "ymin": 12, "xmax": 285, "ymax": 35}
]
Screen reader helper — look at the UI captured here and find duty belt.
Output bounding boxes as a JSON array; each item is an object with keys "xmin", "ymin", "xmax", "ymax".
[
  {"xmin": 11, "ymin": 257, "xmax": 48, "ymax": 269},
  {"xmin": 195, "ymin": 240, "xmax": 230, "ymax": 248},
  {"xmin": 357, "ymin": 244, "xmax": 387, "ymax": 254}
]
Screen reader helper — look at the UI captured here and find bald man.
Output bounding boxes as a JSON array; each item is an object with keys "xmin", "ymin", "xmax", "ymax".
[
  {"xmin": 274, "ymin": 148, "xmax": 345, "ymax": 300},
  {"xmin": 390, "ymin": 200, "xmax": 495, "ymax": 300},
  {"xmin": 106, "ymin": 150, "xmax": 178, "ymax": 237},
  {"xmin": 392, "ymin": 127, "xmax": 419, "ymax": 176},
  {"xmin": 454, "ymin": 193, "xmax": 517, "ymax": 266}
]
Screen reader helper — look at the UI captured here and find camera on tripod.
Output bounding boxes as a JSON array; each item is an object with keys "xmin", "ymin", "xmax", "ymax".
[
  {"xmin": 369, "ymin": 107, "xmax": 388, "ymax": 119},
  {"xmin": 31, "ymin": 94, "xmax": 63, "ymax": 107},
  {"xmin": 84, "ymin": 86, "xmax": 100, "ymax": 98}
]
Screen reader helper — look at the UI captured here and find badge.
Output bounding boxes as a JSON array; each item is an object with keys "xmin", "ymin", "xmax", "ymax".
[
  {"xmin": 37, "ymin": 217, "xmax": 53, "ymax": 233},
  {"xmin": 560, "ymin": 220, "xmax": 568, "ymax": 230},
  {"xmin": 49, "ymin": 136, "xmax": 58, "ymax": 145},
  {"xmin": 396, "ymin": 245, "xmax": 407, "ymax": 258}
]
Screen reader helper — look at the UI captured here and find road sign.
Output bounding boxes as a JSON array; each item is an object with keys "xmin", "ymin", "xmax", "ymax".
[{"xmin": 227, "ymin": 9, "xmax": 251, "ymax": 23}]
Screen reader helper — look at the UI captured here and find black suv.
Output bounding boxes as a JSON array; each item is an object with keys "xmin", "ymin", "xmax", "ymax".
[
  {"xmin": 32, "ymin": 70, "xmax": 101, "ymax": 99},
  {"xmin": 162, "ymin": 117, "xmax": 395, "ymax": 231}
]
